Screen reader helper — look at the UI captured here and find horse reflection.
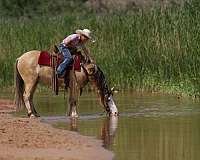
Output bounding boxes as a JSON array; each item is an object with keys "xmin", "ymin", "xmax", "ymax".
[
  {"xmin": 101, "ymin": 116, "xmax": 118, "ymax": 148},
  {"xmin": 69, "ymin": 118, "xmax": 78, "ymax": 132},
  {"xmin": 69, "ymin": 116, "xmax": 118, "ymax": 148}
]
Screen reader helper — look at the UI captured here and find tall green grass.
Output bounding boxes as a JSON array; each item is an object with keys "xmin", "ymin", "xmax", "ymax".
[{"xmin": 1, "ymin": 1, "xmax": 200, "ymax": 97}]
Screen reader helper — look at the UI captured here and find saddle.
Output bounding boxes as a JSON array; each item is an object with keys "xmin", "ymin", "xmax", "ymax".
[
  {"xmin": 38, "ymin": 47, "xmax": 83, "ymax": 95},
  {"xmin": 38, "ymin": 51, "xmax": 82, "ymax": 71}
]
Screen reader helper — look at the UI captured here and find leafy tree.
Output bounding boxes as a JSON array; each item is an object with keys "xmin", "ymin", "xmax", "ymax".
[{"xmin": 0, "ymin": 0, "xmax": 42, "ymax": 17}]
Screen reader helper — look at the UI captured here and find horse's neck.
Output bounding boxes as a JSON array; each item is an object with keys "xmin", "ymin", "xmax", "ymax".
[{"xmin": 93, "ymin": 67, "xmax": 110, "ymax": 96}]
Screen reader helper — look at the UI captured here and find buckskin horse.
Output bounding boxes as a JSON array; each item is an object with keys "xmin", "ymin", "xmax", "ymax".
[{"xmin": 14, "ymin": 47, "xmax": 118, "ymax": 117}]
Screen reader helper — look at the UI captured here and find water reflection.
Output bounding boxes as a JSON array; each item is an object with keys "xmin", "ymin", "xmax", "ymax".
[
  {"xmin": 68, "ymin": 116, "xmax": 118, "ymax": 149},
  {"xmin": 100, "ymin": 116, "xmax": 118, "ymax": 148},
  {"xmin": 60, "ymin": 114, "xmax": 200, "ymax": 160},
  {"xmin": 69, "ymin": 118, "xmax": 79, "ymax": 132},
  {"xmin": 113, "ymin": 115, "xmax": 200, "ymax": 160}
]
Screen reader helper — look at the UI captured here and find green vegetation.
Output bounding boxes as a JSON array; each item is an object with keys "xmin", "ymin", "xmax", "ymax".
[
  {"xmin": 0, "ymin": 0, "xmax": 200, "ymax": 97},
  {"xmin": 0, "ymin": 0, "xmax": 87, "ymax": 18}
]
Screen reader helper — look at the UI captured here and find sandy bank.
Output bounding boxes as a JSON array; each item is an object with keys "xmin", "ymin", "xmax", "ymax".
[{"xmin": 0, "ymin": 99, "xmax": 113, "ymax": 160}]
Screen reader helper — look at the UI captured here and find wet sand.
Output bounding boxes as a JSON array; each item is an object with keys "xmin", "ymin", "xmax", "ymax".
[{"xmin": 0, "ymin": 99, "xmax": 113, "ymax": 160}]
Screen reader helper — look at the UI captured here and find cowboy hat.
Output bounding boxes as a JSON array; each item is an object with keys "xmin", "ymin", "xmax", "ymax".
[{"xmin": 75, "ymin": 29, "xmax": 92, "ymax": 39}]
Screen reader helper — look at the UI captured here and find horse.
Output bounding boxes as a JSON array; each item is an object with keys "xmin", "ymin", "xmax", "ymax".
[{"xmin": 14, "ymin": 48, "xmax": 118, "ymax": 118}]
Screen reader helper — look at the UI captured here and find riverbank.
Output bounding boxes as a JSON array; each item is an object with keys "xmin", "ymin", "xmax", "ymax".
[{"xmin": 0, "ymin": 99, "xmax": 113, "ymax": 160}]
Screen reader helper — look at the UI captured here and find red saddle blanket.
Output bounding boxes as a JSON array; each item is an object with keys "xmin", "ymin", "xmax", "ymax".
[{"xmin": 38, "ymin": 51, "xmax": 81, "ymax": 71}]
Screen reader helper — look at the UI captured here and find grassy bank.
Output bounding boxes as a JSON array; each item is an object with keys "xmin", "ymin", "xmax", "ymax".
[{"xmin": 0, "ymin": 1, "xmax": 200, "ymax": 97}]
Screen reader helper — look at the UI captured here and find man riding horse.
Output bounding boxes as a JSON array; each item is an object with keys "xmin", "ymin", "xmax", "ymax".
[
  {"xmin": 15, "ymin": 28, "xmax": 118, "ymax": 118},
  {"xmin": 57, "ymin": 28, "xmax": 95, "ymax": 77}
]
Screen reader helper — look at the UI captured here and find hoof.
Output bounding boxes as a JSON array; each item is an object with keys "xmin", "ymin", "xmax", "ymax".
[
  {"xmin": 67, "ymin": 110, "xmax": 79, "ymax": 118},
  {"xmin": 71, "ymin": 115, "xmax": 79, "ymax": 118},
  {"xmin": 69, "ymin": 114, "xmax": 79, "ymax": 118},
  {"xmin": 28, "ymin": 112, "xmax": 40, "ymax": 118},
  {"xmin": 29, "ymin": 114, "xmax": 36, "ymax": 118},
  {"xmin": 67, "ymin": 113, "xmax": 79, "ymax": 118},
  {"xmin": 34, "ymin": 113, "xmax": 40, "ymax": 117}
]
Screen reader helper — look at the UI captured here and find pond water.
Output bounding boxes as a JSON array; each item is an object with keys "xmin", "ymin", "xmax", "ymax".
[{"xmin": 1, "ymin": 90, "xmax": 200, "ymax": 160}]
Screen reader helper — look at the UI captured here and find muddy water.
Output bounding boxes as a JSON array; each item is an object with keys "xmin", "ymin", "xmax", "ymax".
[{"xmin": 1, "ymin": 90, "xmax": 200, "ymax": 160}]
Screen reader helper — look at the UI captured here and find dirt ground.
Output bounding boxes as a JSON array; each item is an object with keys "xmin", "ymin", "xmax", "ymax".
[{"xmin": 0, "ymin": 99, "xmax": 113, "ymax": 160}]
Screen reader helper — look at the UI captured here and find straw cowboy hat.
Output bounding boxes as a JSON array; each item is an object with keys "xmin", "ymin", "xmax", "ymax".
[{"xmin": 75, "ymin": 29, "xmax": 92, "ymax": 39}]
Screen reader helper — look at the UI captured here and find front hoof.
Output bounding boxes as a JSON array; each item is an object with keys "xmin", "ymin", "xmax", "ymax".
[
  {"xmin": 70, "ymin": 114, "xmax": 79, "ymax": 118},
  {"xmin": 67, "ymin": 113, "xmax": 79, "ymax": 118},
  {"xmin": 67, "ymin": 110, "xmax": 79, "ymax": 118}
]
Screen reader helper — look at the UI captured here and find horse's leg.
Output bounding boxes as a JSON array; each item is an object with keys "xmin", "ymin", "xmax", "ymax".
[
  {"xmin": 23, "ymin": 80, "xmax": 38, "ymax": 117},
  {"xmin": 68, "ymin": 71, "xmax": 79, "ymax": 117},
  {"xmin": 68, "ymin": 85, "xmax": 79, "ymax": 117},
  {"xmin": 30, "ymin": 80, "xmax": 40, "ymax": 117}
]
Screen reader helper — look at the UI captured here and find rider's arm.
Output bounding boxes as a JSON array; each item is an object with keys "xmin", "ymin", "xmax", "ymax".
[
  {"xmin": 63, "ymin": 34, "xmax": 77, "ymax": 47},
  {"xmin": 63, "ymin": 36, "xmax": 71, "ymax": 45}
]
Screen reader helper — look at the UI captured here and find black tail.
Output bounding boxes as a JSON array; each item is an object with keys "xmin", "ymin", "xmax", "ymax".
[{"xmin": 14, "ymin": 59, "xmax": 25, "ymax": 111}]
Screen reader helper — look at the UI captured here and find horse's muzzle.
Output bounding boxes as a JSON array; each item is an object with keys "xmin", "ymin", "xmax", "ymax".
[{"xmin": 109, "ymin": 111, "xmax": 119, "ymax": 116}]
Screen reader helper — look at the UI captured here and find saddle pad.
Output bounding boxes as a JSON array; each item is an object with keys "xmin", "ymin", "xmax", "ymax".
[
  {"xmin": 38, "ymin": 51, "xmax": 51, "ymax": 66},
  {"xmin": 38, "ymin": 51, "xmax": 81, "ymax": 71}
]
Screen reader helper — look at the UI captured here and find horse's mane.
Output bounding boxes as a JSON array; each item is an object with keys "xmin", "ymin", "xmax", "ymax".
[
  {"xmin": 94, "ymin": 66, "xmax": 110, "ymax": 96},
  {"xmin": 91, "ymin": 66, "xmax": 111, "ymax": 111}
]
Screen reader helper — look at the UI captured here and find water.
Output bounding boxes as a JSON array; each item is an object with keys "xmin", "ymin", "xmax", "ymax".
[{"xmin": 1, "ymin": 90, "xmax": 200, "ymax": 160}]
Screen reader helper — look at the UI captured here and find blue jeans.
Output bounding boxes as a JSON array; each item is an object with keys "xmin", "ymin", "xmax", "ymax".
[{"xmin": 57, "ymin": 43, "xmax": 73, "ymax": 75}]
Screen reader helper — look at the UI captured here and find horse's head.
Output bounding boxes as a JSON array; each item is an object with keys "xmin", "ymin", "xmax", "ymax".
[
  {"xmin": 102, "ymin": 87, "xmax": 119, "ymax": 116},
  {"xmin": 84, "ymin": 62, "xmax": 119, "ymax": 116}
]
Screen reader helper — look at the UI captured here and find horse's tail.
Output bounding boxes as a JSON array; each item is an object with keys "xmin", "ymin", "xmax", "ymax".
[{"xmin": 14, "ymin": 59, "xmax": 24, "ymax": 111}]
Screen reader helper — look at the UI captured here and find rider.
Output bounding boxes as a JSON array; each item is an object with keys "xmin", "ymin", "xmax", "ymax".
[{"xmin": 57, "ymin": 28, "xmax": 95, "ymax": 77}]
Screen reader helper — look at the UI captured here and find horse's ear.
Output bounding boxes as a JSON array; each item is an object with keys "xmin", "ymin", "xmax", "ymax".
[
  {"xmin": 54, "ymin": 45, "xmax": 59, "ymax": 53},
  {"xmin": 110, "ymin": 87, "xmax": 119, "ymax": 95}
]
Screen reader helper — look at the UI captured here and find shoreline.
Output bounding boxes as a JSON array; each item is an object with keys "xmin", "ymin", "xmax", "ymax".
[{"xmin": 0, "ymin": 99, "xmax": 113, "ymax": 160}]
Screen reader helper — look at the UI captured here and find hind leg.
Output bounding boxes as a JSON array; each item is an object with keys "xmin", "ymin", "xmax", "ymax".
[
  {"xmin": 30, "ymin": 81, "xmax": 40, "ymax": 117},
  {"xmin": 23, "ymin": 80, "xmax": 38, "ymax": 117}
]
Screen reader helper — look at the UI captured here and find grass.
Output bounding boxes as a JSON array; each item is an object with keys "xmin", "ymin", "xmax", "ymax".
[{"xmin": 0, "ymin": 1, "xmax": 200, "ymax": 97}]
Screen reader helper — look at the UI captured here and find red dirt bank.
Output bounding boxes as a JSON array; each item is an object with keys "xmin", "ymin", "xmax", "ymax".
[{"xmin": 0, "ymin": 99, "xmax": 113, "ymax": 160}]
